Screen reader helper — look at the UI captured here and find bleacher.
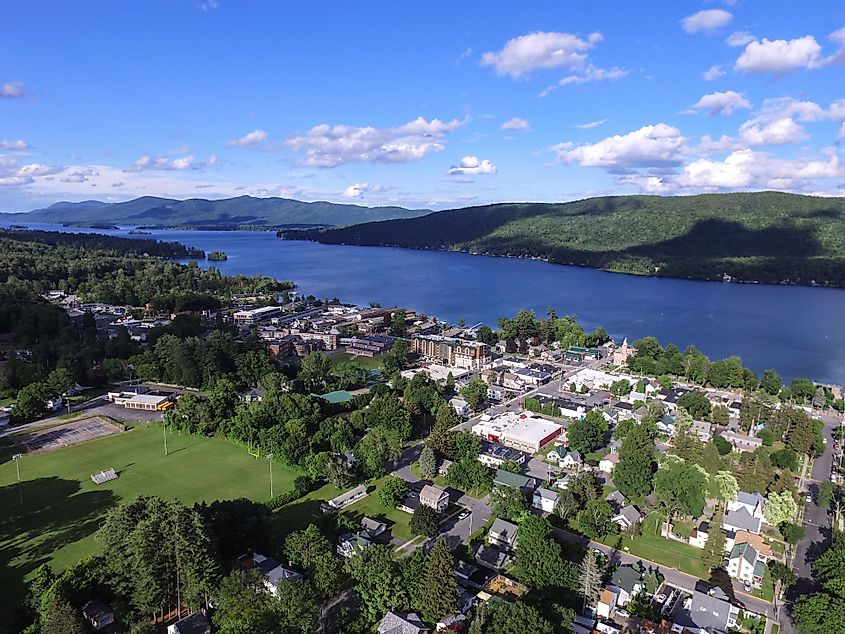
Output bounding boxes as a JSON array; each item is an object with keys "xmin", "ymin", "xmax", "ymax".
[{"xmin": 91, "ymin": 468, "xmax": 118, "ymax": 484}]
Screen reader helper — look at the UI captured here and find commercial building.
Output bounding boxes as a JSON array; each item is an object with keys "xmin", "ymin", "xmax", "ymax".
[
  {"xmin": 233, "ymin": 305, "xmax": 283, "ymax": 327},
  {"xmin": 472, "ymin": 411, "xmax": 563, "ymax": 453},
  {"xmin": 109, "ymin": 391, "xmax": 172, "ymax": 411},
  {"xmin": 411, "ymin": 334, "xmax": 491, "ymax": 370}
]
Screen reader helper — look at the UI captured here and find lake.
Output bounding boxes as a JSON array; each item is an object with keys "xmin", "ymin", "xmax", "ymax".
[{"xmin": 4, "ymin": 222, "xmax": 845, "ymax": 384}]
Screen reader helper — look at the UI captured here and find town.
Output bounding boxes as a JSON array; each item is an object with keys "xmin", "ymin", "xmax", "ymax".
[{"xmin": 2, "ymin": 261, "xmax": 843, "ymax": 634}]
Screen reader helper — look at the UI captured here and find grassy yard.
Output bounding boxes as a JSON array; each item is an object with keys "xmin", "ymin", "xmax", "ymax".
[
  {"xmin": 752, "ymin": 566, "xmax": 775, "ymax": 602},
  {"xmin": 0, "ymin": 423, "xmax": 302, "ymax": 623},
  {"xmin": 329, "ymin": 352, "xmax": 384, "ymax": 370}
]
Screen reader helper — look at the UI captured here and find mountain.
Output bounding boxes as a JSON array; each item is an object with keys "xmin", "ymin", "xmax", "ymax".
[
  {"xmin": 282, "ymin": 191, "xmax": 845, "ymax": 288},
  {"xmin": 15, "ymin": 195, "xmax": 428, "ymax": 227}
]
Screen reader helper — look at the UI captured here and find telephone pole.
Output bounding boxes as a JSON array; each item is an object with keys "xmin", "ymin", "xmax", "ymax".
[
  {"xmin": 12, "ymin": 454, "xmax": 23, "ymax": 504},
  {"xmin": 267, "ymin": 452, "xmax": 274, "ymax": 498}
]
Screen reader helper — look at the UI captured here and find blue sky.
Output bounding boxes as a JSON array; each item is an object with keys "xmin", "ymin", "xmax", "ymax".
[{"xmin": 1, "ymin": 0, "xmax": 844, "ymax": 211}]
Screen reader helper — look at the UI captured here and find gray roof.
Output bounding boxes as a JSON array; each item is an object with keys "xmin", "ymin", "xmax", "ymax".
[
  {"xmin": 674, "ymin": 590, "xmax": 732, "ymax": 634},
  {"xmin": 614, "ymin": 505, "xmax": 643, "ymax": 526},
  {"xmin": 605, "ymin": 490, "xmax": 626, "ymax": 507},
  {"xmin": 171, "ymin": 612, "xmax": 211, "ymax": 634},
  {"xmin": 265, "ymin": 563, "xmax": 303, "ymax": 586},
  {"xmin": 609, "ymin": 565, "xmax": 641, "ymax": 593},
  {"xmin": 567, "ymin": 450, "xmax": 582, "ymax": 461},
  {"xmin": 377, "ymin": 611, "xmax": 428, "ymax": 634},
  {"xmin": 736, "ymin": 491, "xmax": 766, "ymax": 507},
  {"xmin": 361, "ymin": 517, "xmax": 387, "ymax": 532},
  {"xmin": 534, "ymin": 487, "xmax": 559, "ymax": 501},
  {"xmin": 489, "ymin": 518, "xmax": 519, "ymax": 542},
  {"xmin": 724, "ymin": 507, "xmax": 762, "ymax": 533}
]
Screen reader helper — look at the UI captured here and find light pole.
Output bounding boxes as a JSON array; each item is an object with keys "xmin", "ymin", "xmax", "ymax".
[
  {"xmin": 12, "ymin": 453, "xmax": 23, "ymax": 504},
  {"xmin": 163, "ymin": 422, "xmax": 168, "ymax": 456},
  {"xmin": 267, "ymin": 453, "xmax": 274, "ymax": 499}
]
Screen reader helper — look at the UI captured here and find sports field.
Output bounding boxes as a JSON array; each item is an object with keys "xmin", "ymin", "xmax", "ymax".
[{"xmin": 0, "ymin": 423, "xmax": 300, "ymax": 624}]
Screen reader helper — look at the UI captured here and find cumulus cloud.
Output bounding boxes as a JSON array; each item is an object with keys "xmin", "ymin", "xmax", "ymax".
[
  {"xmin": 0, "ymin": 160, "xmax": 63, "ymax": 186},
  {"xmin": 554, "ymin": 124, "xmax": 686, "ymax": 171},
  {"xmin": 448, "ymin": 156, "xmax": 497, "ymax": 175},
  {"xmin": 0, "ymin": 81, "xmax": 24, "ymax": 98},
  {"xmin": 226, "ymin": 129, "xmax": 268, "ymax": 147},
  {"xmin": 130, "ymin": 154, "xmax": 218, "ymax": 171},
  {"xmin": 60, "ymin": 168, "xmax": 98, "ymax": 183},
  {"xmin": 735, "ymin": 35, "xmax": 823, "ymax": 73},
  {"xmin": 681, "ymin": 9, "xmax": 733, "ymax": 34},
  {"xmin": 703, "ymin": 65, "xmax": 725, "ymax": 81},
  {"xmin": 686, "ymin": 90, "xmax": 751, "ymax": 116},
  {"xmin": 499, "ymin": 117, "xmax": 530, "ymax": 131},
  {"xmin": 738, "ymin": 117, "xmax": 808, "ymax": 146},
  {"xmin": 0, "ymin": 139, "xmax": 30, "ymax": 150},
  {"xmin": 285, "ymin": 116, "xmax": 464, "ymax": 167},
  {"xmin": 342, "ymin": 182, "xmax": 389, "ymax": 197},
  {"xmin": 575, "ymin": 119, "xmax": 608, "ymax": 129},
  {"xmin": 726, "ymin": 31, "xmax": 756, "ymax": 47},
  {"xmin": 480, "ymin": 31, "xmax": 601, "ymax": 78}
]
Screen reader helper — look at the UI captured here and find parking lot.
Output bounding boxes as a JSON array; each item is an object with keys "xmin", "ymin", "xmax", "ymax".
[{"xmin": 11, "ymin": 416, "xmax": 123, "ymax": 453}]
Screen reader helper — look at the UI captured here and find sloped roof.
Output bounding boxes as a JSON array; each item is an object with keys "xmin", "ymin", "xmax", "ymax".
[
  {"xmin": 377, "ymin": 611, "xmax": 428, "ymax": 634},
  {"xmin": 610, "ymin": 565, "xmax": 641, "ymax": 593}
]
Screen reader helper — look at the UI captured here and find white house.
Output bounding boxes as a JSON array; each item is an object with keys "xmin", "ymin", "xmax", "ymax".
[
  {"xmin": 450, "ymin": 397, "xmax": 471, "ymax": 417},
  {"xmin": 727, "ymin": 542, "xmax": 766, "ymax": 587},
  {"xmin": 252, "ymin": 552, "xmax": 303, "ymax": 595},
  {"xmin": 598, "ymin": 453, "xmax": 620, "ymax": 474},
  {"xmin": 606, "ymin": 565, "xmax": 642, "ymax": 607},
  {"xmin": 561, "ymin": 451, "xmax": 583, "ymax": 469},
  {"xmin": 727, "ymin": 491, "xmax": 767, "ymax": 521},
  {"xmin": 611, "ymin": 505, "xmax": 643, "ymax": 531},
  {"xmin": 81, "ymin": 601, "xmax": 114, "ymax": 631},
  {"xmin": 532, "ymin": 487, "xmax": 559, "ymax": 513},
  {"xmin": 337, "ymin": 532, "xmax": 373, "ymax": 558},
  {"xmin": 487, "ymin": 518, "xmax": 519, "ymax": 551},
  {"xmin": 420, "ymin": 484, "xmax": 449, "ymax": 512}
]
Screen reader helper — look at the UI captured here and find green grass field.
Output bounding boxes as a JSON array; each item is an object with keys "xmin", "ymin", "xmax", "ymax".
[
  {"xmin": 329, "ymin": 351, "xmax": 384, "ymax": 370},
  {"xmin": 0, "ymin": 423, "xmax": 301, "ymax": 623}
]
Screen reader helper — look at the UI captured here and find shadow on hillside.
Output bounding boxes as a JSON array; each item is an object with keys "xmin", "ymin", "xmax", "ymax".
[{"xmin": 0, "ymin": 477, "xmax": 118, "ymax": 626}]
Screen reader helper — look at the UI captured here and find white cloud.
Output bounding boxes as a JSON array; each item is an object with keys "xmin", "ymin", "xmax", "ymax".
[
  {"xmin": 480, "ymin": 31, "xmax": 599, "ymax": 78},
  {"xmin": 130, "ymin": 154, "xmax": 217, "ymax": 171},
  {"xmin": 735, "ymin": 35, "xmax": 823, "ymax": 74},
  {"xmin": 827, "ymin": 27, "xmax": 845, "ymax": 65},
  {"xmin": 839, "ymin": 122, "xmax": 845, "ymax": 140},
  {"xmin": 499, "ymin": 117, "xmax": 531, "ymax": 131},
  {"xmin": 703, "ymin": 65, "xmax": 725, "ymax": 81},
  {"xmin": 682, "ymin": 9, "xmax": 733, "ymax": 34},
  {"xmin": 226, "ymin": 129, "xmax": 268, "ymax": 147},
  {"xmin": 739, "ymin": 117, "xmax": 808, "ymax": 146},
  {"xmin": 285, "ymin": 116, "xmax": 464, "ymax": 167},
  {"xmin": 554, "ymin": 124, "xmax": 686, "ymax": 171},
  {"xmin": 686, "ymin": 90, "xmax": 751, "ymax": 116},
  {"xmin": 60, "ymin": 168, "xmax": 98, "ymax": 183},
  {"xmin": 342, "ymin": 182, "xmax": 389, "ymax": 197},
  {"xmin": 726, "ymin": 31, "xmax": 756, "ymax": 47},
  {"xmin": 0, "ymin": 161, "xmax": 63, "ymax": 186},
  {"xmin": 0, "ymin": 81, "xmax": 24, "ymax": 98},
  {"xmin": 448, "ymin": 156, "xmax": 497, "ymax": 175},
  {"xmin": 557, "ymin": 64, "xmax": 628, "ymax": 86},
  {"xmin": 575, "ymin": 119, "xmax": 608, "ymax": 129},
  {"xmin": 0, "ymin": 139, "xmax": 30, "ymax": 150}
]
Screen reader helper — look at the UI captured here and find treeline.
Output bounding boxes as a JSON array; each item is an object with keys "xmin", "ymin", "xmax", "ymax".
[
  {"xmin": 0, "ymin": 228, "xmax": 204, "ymax": 258},
  {"xmin": 285, "ymin": 191, "xmax": 845, "ymax": 288}
]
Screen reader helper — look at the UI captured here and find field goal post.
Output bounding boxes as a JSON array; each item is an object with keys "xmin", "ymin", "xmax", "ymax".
[{"xmin": 247, "ymin": 442, "xmax": 260, "ymax": 459}]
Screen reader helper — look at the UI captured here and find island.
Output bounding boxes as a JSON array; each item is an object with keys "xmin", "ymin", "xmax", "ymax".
[{"xmin": 207, "ymin": 250, "xmax": 228, "ymax": 261}]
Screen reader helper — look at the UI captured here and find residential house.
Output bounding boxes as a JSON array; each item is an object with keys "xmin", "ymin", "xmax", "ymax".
[
  {"xmin": 561, "ymin": 451, "xmax": 583, "ymax": 469},
  {"xmin": 327, "ymin": 485, "xmax": 368, "ymax": 510},
  {"xmin": 532, "ymin": 487, "xmax": 560, "ymax": 513},
  {"xmin": 690, "ymin": 420, "xmax": 713, "ymax": 442},
  {"xmin": 546, "ymin": 445, "xmax": 568, "ymax": 465},
  {"xmin": 688, "ymin": 521, "xmax": 710, "ymax": 549},
  {"xmin": 487, "ymin": 518, "xmax": 519, "ymax": 551},
  {"xmin": 82, "ymin": 600, "xmax": 115, "ymax": 631},
  {"xmin": 487, "ymin": 386, "xmax": 505, "ymax": 402},
  {"xmin": 478, "ymin": 441, "xmax": 529, "ymax": 469},
  {"xmin": 727, "ymin": 491, "xmax": 767, "ymax": 521},
  {"xmin": 238, "ymin": 387, "xmax": 265, "ymax": 403},
  {"xmin": 474, "ymin": 543, "xmax": 511, "ymax": 571},
  {"xmin": 727, "ymin": 542, "xmax": 766, "ymax": 587},
  {"xmin": 167, "ymin": 612, "xmax": 211, "ymax": 634},
  {"xmin": 450, "ymin": 397, "xmax": 471, "ymax": 418},
  {"xmin": 493, "ymin": 469, "xmax": 538, "ymax": 493},
  {"xmin": 597, "ymin": 588, "xmax": 618, "ymax": 619},
  {"xmin": 612, "ymin": 505, "xmax": 643, "ymax": 531},
  {"xmin": 672, "ymin": 587, "xmax": 739, "ymax": 634},
  {"xmin": 377, "ymin": 611, "xmax": 429, "ymax": 634},
  {"xmin": 720, "ymin": 430, "xmax": 762, "ymax": 453},
  {"xmin": 606, "ymin": 565, "xmax": 642, "ymax": 607},
  {"xmin": 435, "ymin": 614, "xmax": 466, "ymax": 632},
  {"xmin": 337, "ymin": 532, "xmax": 373, "ymax": 558},
  {"xmin": 723, "ymin": 507, "xmax": 763, "ymax": 535},
  {"xmin": 420, "ymin": 484, "xmax": 449, "ymax": 512},
  {"xmin": 252, "ymin": 553, "xmax": 303, "ymax": 595},
  {"xmin": 656, "ymin": 414, "xmax": 676, "ymax": 436},
  {"xmin": 605, "ymin": 490, "xmax": 626, "ymax": 513},
  {"xmin": 553, "ymin": 474, "xmax": 572, "ymax": 490},
  {"xmin": 361, "ymin": 517, "xmax": 388, "ymax": 537},
  {"xmin": 599, "ymin": 453, "xmax": 620, "ymax": 473}
]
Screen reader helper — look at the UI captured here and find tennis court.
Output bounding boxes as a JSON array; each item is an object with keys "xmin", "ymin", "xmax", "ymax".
[{"xmin": 11, "ymin": 416, "xmax": 122, "ymax": 453}]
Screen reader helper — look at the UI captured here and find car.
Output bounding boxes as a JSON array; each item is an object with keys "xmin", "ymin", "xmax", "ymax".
[
  {"xmin": 743, "ymin": 582, "xmax": 752, "ymax": 592},
  {"xmin": 458, "ymin": 511, "xmax": 470, "ymax": 521},
  {"xmin": 807, "ymin": 493, "xmax": 814, "ymax": 503},
  {"xmin": 655, "ymin": 594, "xmax": 667, "ymax": 604},
  {"xmin": 614, "ymin": 609, "xmax": 630, "ymax": 619},
  {"xmin": 592, "ymin": 547, "xmax": 605, "ymax": 557}
]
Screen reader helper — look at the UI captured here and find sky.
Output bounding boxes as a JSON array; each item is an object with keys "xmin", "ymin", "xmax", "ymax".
[{"xmin": 1, "ymin": 0, "xmax": 845, "ymax": 211}]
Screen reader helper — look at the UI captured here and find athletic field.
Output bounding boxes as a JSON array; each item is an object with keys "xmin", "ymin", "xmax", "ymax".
[{"xmin": 0, "ymin": 423, "xmax": 300, "ymax": 625}]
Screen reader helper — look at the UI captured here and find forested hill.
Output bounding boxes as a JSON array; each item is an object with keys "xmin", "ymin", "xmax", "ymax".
[
  {"xmin": 10, "ymin": 195, "xmax": 429, "ymax": 227},
  {"xmin": 283, "ymin": 191, "xmax": 845, "ymax": 288}
]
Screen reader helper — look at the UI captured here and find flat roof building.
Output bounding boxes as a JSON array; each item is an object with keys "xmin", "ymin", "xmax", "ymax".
[
  {"xmin": 233, "ymin": 305, "xmax": 283, "ymax": 327},
  {"xmin": 411, "ymin": 334, "xmax": 492, "ymax": 370},
  {"xmin": 473, "ymin": 411, "xmax": 562, "ymax": 453}
]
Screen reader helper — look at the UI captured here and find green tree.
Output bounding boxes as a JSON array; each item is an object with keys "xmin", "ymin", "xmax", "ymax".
[
  {"xmin": 382, "ymin": 339, "xmax": 410, "ymax": 375},
  {"xmin": 576, "ymin": 499, "xmax": 616, "ymax": 540},
  {"xmin": 283, "ymin": 524, "xmax": 342, "ymax": 599},
  {"xmin": 355, "ymin": 427, "xmax": 403, "ymax": 477},
  {"xmin": 460, "ymin": 377, "xmax": 488, "ymax": 411},
  {"xmin": 428, "ymin": 403, "xmax": 458, "ymax": 456},
  {"xmin": 794, "ymin": 592, "xmax": 845, "ymax": 634},
  {"xmin": 713, "ymin": 471, "xmax": 739, "ymax": 503},
  {"xmin": 817, "ymin": 482, "xmax": 838, "ymax": 510},
  {"xmin": 274, "ymin": 579, "xmax": 319, "ymax": 634},
  {"xmin": 677, "ymin": 392, "xmax": 711, "ymax": 419},
  {"xmin": 770, "ymin": 448, "xmax": 799, "ymax": 472},
  {"xmin": 41, "ymin": 591, "xmax": 87, "ymax": 634},
  {"xmin": 614, "ymin": 424, "xmax": 656, "ymax": 498},
  {"xmin": 378, "ymin": 476, "xmax": 409, "ymax": 508},
  {"xmin": 389, "ymin": 310, "xmax": 408, "ymax": 336},
  {"xmin": 484, "ymin": 601, "xmax": 554, "ymax": 634},
  {"xmin": 578, "ymin": 549, "xmax": 602, "ymax": 611},
  {"xmin": 767, "ymin": 560, "xmax": 797, "ymax": 590},
  {"xmin": 418, "ymin": 539, "xmax": 459, "ymax": 624},
  {"xmin": 410, "ymin": 505, "xmax": 441, "ymax": 536},
  {"xmin": 11, "ymin": 381, "xmax": 49, "ymax": 423},
  {"xmin": 212, "ymin": 569, "xmax": 276, "ymax": 634},
  {"xmin": 419, "ymin": 446, "xmax": 438, "ymax": 479},
  {"xmin": 780, "ymin": 522, "xmax": 804, "ymax": 544},
  {"xmin": 764, "ymin": 491, "xmax": 798, "ymax": 527},
  {"xmin": 346, "ymin": 545, "xmax": 407, "ymax": 624},
  {"xmin": 760, "ymin": 369, "xmax": 782, "ymax": 396},
  {"xmin": 511, "ymin": 515, "xmax": 577, "ymax": 590},
  {"xmin": 491, "ymin": 485, "xmax": 527, "ymax": 521},
  {"xmin": 654, "ymin": 459, "xmax": 709, "ymax": 517},
  {"xmin": 567, "ymin": 416, "xmax": 605, "ymax": 454},
  {"xmin": 713, "ymin": 435, "xmax": 733, "ymax": 456},
  {"xmin": 701, "ymin": 507, "xmax": 726, "ymax": 572}
]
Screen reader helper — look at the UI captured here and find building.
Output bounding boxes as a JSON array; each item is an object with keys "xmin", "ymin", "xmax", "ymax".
[
  {"xmin": 449, "ymin": 397, "xmax": 471, "ymax": 417},
  {"xmin": 599, "ymin": 453, "xmax": 620, "ymax": 473},
  {"xmin": 233, "ymin": 305, "xmax": 283, "ymax": 327},
  {"xmin": 532, "ymin": 487, "xmax": 559, "ymax": 513},
  {"xmin": 727, "ymin": 491, "xmax": 767, "ymax": 520},
  {"xmin": 478, "ymin": 441, "xmax": 529, "ymax": 469},
  {"xmin": 612, "ymin": 505, "xmax": 643, "ymax": 531},
  {"xmin": 327, "ymin": 485, "xmax": 368, "ymax": 510},
  {"xmin": 118, "ymin": 393, "xmax": 172, "ymax": 411},
  {"xmin": 251, "ymin": 552, "xmax": 303, "ymax": 595},
  {"xmin": 411, "ymin": 334, "xmax": 492, "ymax": 370},
  {"xmin": 82, "ymin": 600, "xmax": 115, "ymax": 631},
  {"xmin": 493, "ymin": 469, "xmax": 538, "ymax": 493},
  {"xmin": 377, "ymin": 612, "xmax": 430, "ymax": 634},
  {"xmin": 337, "ymin": 532, "xmax": 373, "ymax": 558},
  {"xmin": 472, "ymin": 411, "xmax": 563, "ymax": 453},
  {"xmin": 167, "ymin": 612, "xmax": 211, "ymax": 634},
  {"xmin": 690, "ymin": 420, "xmax": 713, "ymax": 442},
  {"xmin": 561, "ymin": 451, "xmax": 582, "ymax": 469},
  {"xmin": 597, "ymin": 588, "xmax": 617, "ymax": 620},
  {"xmin": 361, "ymin": 517, "xmax": 388, "ymax": 537},
  {"xmin": 606, "ymin": 565, "xmax": 642, "ymax": 607},
  {"xmin": 720, "ymin": 430, "xmax": 762, "ymax": 453},
  {"xmin": 487, "ymin": 518, "xmax": 519, "ymax": 550},
  {"xmin": 727, "ymin": 542, "xmax": 766, "ymax": 587},
  {"xmin": 723, "ymin": 507, "xmax": 762, "ymax": 534},
  {"xmin": 672, "ymin": 587, "xmax": 739, "ymax": 634},
  {"xmin": 420, "ymin": 484, "xmax": 449, "ymax": 512},
  {"xmin": 474, "ymin": 543, "xmax": 511, "ymax": 571}
]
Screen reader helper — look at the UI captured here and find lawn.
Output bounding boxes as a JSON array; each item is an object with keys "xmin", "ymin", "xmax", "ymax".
[
  {"xmin": 329, "ymin": 352, "xmax": 384, "ymax": 371},
  {"xmin": 752, "ymin": 566, "xmax": 775, "ymax": 602},
  {"xmin": 0, "ymin": 423, "xmax": 302, "ymax": 624}
]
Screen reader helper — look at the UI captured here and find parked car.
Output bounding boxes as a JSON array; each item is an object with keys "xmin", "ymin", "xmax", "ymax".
[
  {"xmin": 615, "ymin": 609, "xmax": 630, "ymax": 619},
  {"xmin": 458, "ymin": 511, "xmax": 470, "ymax": 521}
]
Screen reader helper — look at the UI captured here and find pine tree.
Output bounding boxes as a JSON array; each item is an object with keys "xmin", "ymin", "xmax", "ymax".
[
  {"xmin": 427, "ymin": 403, "xmax": 457, "ymax": 456},
  {"xmin": 578, "ymin": 549, "xmax": 602, "ymax": 611},
  {"xmin": 419, "ymin": 446, "xmax": 438, "ymax": 479},
  {"xmin": 418, "ymin": 538, "xmax": 459, "ymax": 624},
  {"xmin": 702, "ymin": 507, "xmax": 726, "ymax": 572},
  {"xmin": 42, "ymin": 592, "xmax": 87, "ymax": 634}
]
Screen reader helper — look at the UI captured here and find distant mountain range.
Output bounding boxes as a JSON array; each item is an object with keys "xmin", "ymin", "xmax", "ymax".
[
  {"xmin": 282, "ymin": 191, "xmax": 845, "ymax": 288},
  {"xmin": 2, "ymin": 195, "xmax": 429, "ymax": 227}
]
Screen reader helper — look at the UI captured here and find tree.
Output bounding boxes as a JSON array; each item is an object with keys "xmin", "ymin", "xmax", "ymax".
[
  {"xmin": 428, "ymin": 403, "xmax": 458, "ymax": 456},
  {"xmin": 453, "ymin": 431, "xmax": 482, "ymax": 460},
  {"xmin": 713, "ymin": 435, "xmax": 733, "ymax": 456},
  {"xmin": 578, "ymin": 549, "xmax": 602, "ymax": 611},
  {"xmin": 42, "ymin": 591, "xmax": 87, "ymax": 634},
  {"xmin": 382, "ymin": 339, "xmax": 410, "ymax": 375},
  {"xmin": 713, "ymin": 471, "xmax": 739, "ymax": 503},
  {"xmin": 460, "ymin": 377, "xmax": 488, "ymax": 411},
  {"xmin": 555, "ymin": 491, "xmax": 580, "ymax": 523},
  {"xmin": 418, "ymin": 539, "xmax": 459, "ymax": 623},
  {"xmin": 818, "ymin": 482, "xmax": 838, "ymax": 510},
  {"xmin": 677, "ymin": 392, "xmax": 711, "ymax": 420},
  {"xmin": 491, "ymin": 485, "xmax": 527, "ymax": 521},
  {"xmin": 794, "ymin": 592, "xmax": 845, "ymax": 634},
  {"xmin": 567, "ymin": 417, "xmax": 605, "ymax": 454},
  {"xmin": 767, "ymin": 560, "xmax": 797, "ymax": 590},
  {"xmin": 297, "ymin": 351, "xmax": 333, "ymax": 392},
  {"xmin": 445, "ymin": 458, "xmax": 492, "ymax": 493},
  {"xmin": 389, "ymin": 310, "xmax": 407, "ymax": 336},
  {"xmin": 710, "ymin": 404, "xmax": 730, "ymax": 426},
  {"xmin": 419, "ymin": 446, "xmax": 438, "ymax": 479},
  {"xmin": 770, "ymin": 448, "xmax": 799, "ymax": 472},
  {"xmin": 576, "ymin": 499, "xmax": 616, "ymax": 540},
  {"xmin": 410, "ymin": 505, "xmax": 441, "ymax": 536},
  {"xmin": 760, "ymin": 369, "xmax": 782, "ymax": 396},
  {"xmin": 355, "ymin": 427, "xmax": 403, "ymax": 477},
  {"xmin": 275, "ymin": 579, "xmax": 320, "ymax": 634},
  {"xmin": 284, "ymin": 524, "xmax": 343, "ymax": 599},
  {"xmin": 764, "ymin": 491, "xmax": 798, "ymax": 527},
  {"xmin": 484, "ymin": 601, "xmax": 554, "ymax": 634},
  {"xmin": 654, "ymin": 459, "xmax": 709, "ymax": 517},
  {"xmin": 212, "ymin": 569, "xmax": 276, "ymax": 634},
  {"xmin": 11, "ymin": 381, "xmax": 48, "ymax": 423},
  {"xmin": 511, "ymin": 515, "xmax": 577, "ymax": 591},
  {"xmin": 701, "ymin": 507, "xmax": 726, "ymax": 571},
  {"xmin": 614, "ymin": 424, "xmax": 657, "ymax": 498},
  {"xmin": 345, "ymin": 545, "xmax": 407, "ymax": 624},
  {"xmin": 779, "ymin": 522, "xmax": 804, "ymax": 544},
  {"xmin": 378, "ymin": 476, "xmax": 409, "ymax": 508}
]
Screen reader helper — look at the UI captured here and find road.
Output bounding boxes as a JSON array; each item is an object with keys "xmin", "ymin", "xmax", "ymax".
[{"xmin": 783, "ymin": 409, "xmax": 843, "ymax": 634}]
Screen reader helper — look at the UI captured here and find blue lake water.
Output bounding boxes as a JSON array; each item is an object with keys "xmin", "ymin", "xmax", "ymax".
[{"xmin": 4, "ymin": 222, "xmax": 845, "ymax": 384}]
